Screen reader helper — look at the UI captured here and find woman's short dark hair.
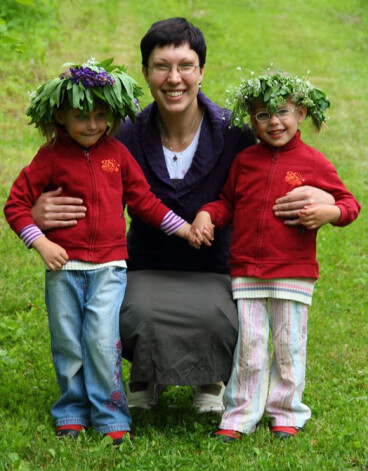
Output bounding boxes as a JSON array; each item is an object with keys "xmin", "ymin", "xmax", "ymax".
[{"xmin": 140, "ymin": 17, "xmax": 207, "ymax": 68}]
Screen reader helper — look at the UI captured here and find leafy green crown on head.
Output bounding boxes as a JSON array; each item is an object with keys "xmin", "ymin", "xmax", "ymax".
[
  {"xmin": 226, "ymin": 71, "xmax": 330, "ymax": 130},
  {"xmin": 26, "ymin": 57, "xmax": 143, "ymax": 127}
]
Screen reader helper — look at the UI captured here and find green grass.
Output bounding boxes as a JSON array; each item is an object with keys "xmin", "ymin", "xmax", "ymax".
[{"xmin": 0, "ymin": 0, "xmax": 367, "ymax": 469}]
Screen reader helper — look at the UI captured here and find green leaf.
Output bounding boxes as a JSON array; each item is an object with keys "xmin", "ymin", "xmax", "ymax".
[
  {"xmin": 117, "ymin": 72, "xmax": 134, "ymax": 96},
  {"xmin": 311, "ymin": 88, "xmax": 325, "ymax": 100},
  {"xmin": 85, "ymin": 88, "xmax": 94, "ymax": 111},
  {"xmin": 103, "ymin": 85, "xmax": 117, "ymax": 109},
  {"xmin": 63, "ymin": 62, "xmax": 77, "ymax": 68},
  {"xmin": 72, "ymin": 83, "xmax": 84, "ymax": 109},
  {"xmin": 98, "ymin": 58, "xmax": 114, "ymax": 68},
  {"xmin": 49, "ymin": 81, "xmax": 64, "ymax": 108},
  {"xmin": 91, "ymin": 89, "xmax": 106, "ymax": 101},
  {"xmin": 111, "ymin": 73, "xmax": 122, "ymax": 102},
  {"xmin": 43, "ymin": 77, "xmax": 62, "ymax": 99},
  {"xmin": 263, "ymin": 87, "xmax": 272, "ymax": 102}
]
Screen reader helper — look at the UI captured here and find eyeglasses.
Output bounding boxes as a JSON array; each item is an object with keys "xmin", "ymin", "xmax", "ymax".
[
  {"xmin": 148, "ymin": 63, "xmax": 200, "ymax": 76},
  {"xmin": 253, "ymin": 108, "xmax": 298, "ymax": 123}
]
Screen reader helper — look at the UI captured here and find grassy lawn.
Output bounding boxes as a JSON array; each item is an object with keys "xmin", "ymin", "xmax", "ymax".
[{"xmin": 0, "ymin": 0, "xmax": 367, "ymax": 469}]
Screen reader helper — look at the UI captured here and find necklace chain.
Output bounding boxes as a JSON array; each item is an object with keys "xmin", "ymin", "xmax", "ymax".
[{"xmin": 157, "ymin": 110, "xmax": 201, "ymax": 160}]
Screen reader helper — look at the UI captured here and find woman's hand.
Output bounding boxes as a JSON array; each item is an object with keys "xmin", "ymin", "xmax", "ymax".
[
  {"xmin": 31, "ymin": 186, "xmax": 87, "ymax": 231},
  {"xmin": 273, "ymin": 185, "xmax": 335, "ymax": 226},
  {"xmin": 32, "ymin": 236, "xmax": 69, "ymax": 271}
]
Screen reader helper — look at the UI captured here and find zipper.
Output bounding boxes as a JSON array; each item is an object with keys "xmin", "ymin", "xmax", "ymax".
[
  {"xmin": 254, "ymin": 148, "xmax": 280, "ymax": 269},
  {"xmin": 84, "ymin": 150, "xmax": 98, "ymax": 261}
]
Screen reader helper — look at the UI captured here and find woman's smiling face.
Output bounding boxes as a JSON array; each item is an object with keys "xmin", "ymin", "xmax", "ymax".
[{"xmin": 143, "ymin": 43, "xmax": 204, "ymax": 116}]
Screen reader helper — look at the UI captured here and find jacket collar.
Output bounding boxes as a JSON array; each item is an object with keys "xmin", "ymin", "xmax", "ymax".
[
  {"xmin": 55, "ymin": 126, "xmax": 109, "ymax": 152},
  {"xmin": 139, "ymin": 92, "xmax": 227, "ymax": 196},
  {"xmin": 259, "ymin": 129, "xmax": 302, "ymax": 153}
]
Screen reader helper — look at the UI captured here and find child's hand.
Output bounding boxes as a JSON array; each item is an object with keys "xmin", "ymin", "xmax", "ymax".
[
  {"xmin": 190, "ymin": 211, "xmax": 215, "ymax": 247},
  {"xmin": 298, "ymin": 203, "xmax": 341, "ymax": 230},
  {"xmin": 32, "ymin": 236, "xmax": 69, "ymax": 270},
  {"xmin": 173, "ymin": 222, "xmax": 200, "ymax": 249},
  {"xmin": 187, "ymin": 226, "xmax": 202, "ymax": 249}
]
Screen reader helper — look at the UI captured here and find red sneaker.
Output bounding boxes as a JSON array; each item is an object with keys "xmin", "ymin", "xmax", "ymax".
[
  {"xmin": 56, "ymin": 424, "xmax": 84, "ymax": 439},
  {"xmin": 212, "ymin": 429, "xmax": 242, "ymax": 443},
  {"xmin": 272, "ymin": 426, "xmax": 300, "ymax": 439},
  {"xmin": 106, "ymin": 430, "xmax": 134, "ymax": 446}
]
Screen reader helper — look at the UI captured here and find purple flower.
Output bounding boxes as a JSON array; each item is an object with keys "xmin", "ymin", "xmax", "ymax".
[
  {"xmin": 133, "ymin": 98, "xmax": 140, "ymax": 112},
  {"xmin": 69, "ymin": 66, "xmax": 115, "ymax": 88}
]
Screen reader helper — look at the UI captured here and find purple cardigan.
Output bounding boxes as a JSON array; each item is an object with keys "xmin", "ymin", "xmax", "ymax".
[{"xmin": 116, "ymin": 92, "xmax": 255, "ymax": 273}]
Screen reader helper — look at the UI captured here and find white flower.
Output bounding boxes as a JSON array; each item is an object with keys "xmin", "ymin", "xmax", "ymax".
[
  {"xmin": 28, "ymin": 90, "xmax": 37, "ymax": 101},
  {"xmin": 83, "ymin": 57, "xmax": 97, "ymax": 67}
]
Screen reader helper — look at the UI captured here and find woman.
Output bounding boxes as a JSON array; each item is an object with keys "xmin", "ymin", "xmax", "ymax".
[{"xmin": 32, "ymin": 18, "xmax": 334, "ymax": 413}]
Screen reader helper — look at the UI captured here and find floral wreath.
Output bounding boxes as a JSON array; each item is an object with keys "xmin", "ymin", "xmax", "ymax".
[
  {"xmin": 26, "ymin": 57, "xmax": 143, "ymax": 127},
  {"xmin": 226, "ymin": 70, "xmax": 330, "ymax": 130}
]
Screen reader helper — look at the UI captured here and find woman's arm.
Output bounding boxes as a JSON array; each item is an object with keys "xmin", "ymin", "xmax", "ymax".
[
  {"xmin": 31, "ymin": 186, "xmax": 87, "ymax": 230},
  {"xmin": 273, "ymin": 185, "xmax": 335, "ymax": 226}
]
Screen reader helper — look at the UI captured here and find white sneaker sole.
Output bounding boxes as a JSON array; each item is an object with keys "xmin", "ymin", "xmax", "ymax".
[
  {"xmin": 126, "ymin": 383, "xmax": 165, "ymax": 409},
  {"xmin": 193, "ymin": 385, "xmax": 225, "ymax": 414}
]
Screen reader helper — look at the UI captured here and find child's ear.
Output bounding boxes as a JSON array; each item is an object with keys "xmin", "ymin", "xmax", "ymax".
[
  {"xmin": 296, "ymin": 106, "xmax": 308, "ymax": 123},
  {"xmin": 53, "ymin": 108, "xmax": 64, "ymax": 125}
]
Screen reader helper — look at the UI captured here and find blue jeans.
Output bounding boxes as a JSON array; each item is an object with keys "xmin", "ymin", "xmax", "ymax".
[{"xmin": 45, "ymin": 267, "xmax": 131, "ymax": 434}]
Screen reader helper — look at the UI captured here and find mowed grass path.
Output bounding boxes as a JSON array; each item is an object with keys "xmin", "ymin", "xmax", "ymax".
[{"xmin": 0, "ymin": 1, "xmax": 367, "ymax": 469}]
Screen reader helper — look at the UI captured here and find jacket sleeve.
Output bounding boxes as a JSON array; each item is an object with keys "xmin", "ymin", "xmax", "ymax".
[
  {"xmin": 119, "ymin": 146, "xmax": 172, "ymax": 228},
  {"xmin": 4, "ymin": 149, "xmax": 52, "ymax": 235},
  {"xmin": 314, "ymin": 153, "xmax": 361, "ymax": 227},
  {"xmin": 200, "ymin": 154, "xmax": 241, "ymax": 229}
]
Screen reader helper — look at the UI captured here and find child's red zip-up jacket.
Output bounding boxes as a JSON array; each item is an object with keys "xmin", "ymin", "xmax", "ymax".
[
  {"xmin": 202, "ymin": 131, "xmax": 360, "ymax": 279},
  {"xmin": 4, "ymin": 131, "xmax": 172, "ymax": 264}
]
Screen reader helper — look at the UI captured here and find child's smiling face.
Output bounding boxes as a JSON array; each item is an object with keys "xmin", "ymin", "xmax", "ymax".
[
  {"xmin": 54, "ymin": 104, "xmax": 108, "ymax": 148},
  {"xmin": 251, "ymin": 100, "xmax": 307, "ymax": 148}
]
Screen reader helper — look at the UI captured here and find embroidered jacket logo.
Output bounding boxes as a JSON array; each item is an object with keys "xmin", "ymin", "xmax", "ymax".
[
  {"xmin": 285, "ymin": 171, "xmax": 305, "ymax": 188},
  {"xmin": 101, "ymin": 159, "xmax": 120, "ymax": 173}
]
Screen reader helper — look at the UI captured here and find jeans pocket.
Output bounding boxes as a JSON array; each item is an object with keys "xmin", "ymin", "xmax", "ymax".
[{"xmin": 112, "ymin": 266, "xmax": 127, "ymax": 283}]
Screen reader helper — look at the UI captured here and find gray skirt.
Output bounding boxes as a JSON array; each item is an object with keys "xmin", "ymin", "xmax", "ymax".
[{"xmin": 120, "ymin": 270, "xmax": 238, "ymax": 386}]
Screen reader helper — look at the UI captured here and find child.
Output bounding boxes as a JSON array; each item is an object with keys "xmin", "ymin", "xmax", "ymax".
[
  {"xmin": 4, "ymin": 58, "xmax": 192, "ymax": 444},
  {"xmin": 190, "ymin": 72, "xmax": 361, "ymax": 441}
]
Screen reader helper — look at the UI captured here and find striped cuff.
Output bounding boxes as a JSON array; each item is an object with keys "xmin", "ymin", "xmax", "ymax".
[
  {"xmin": 19, "ymin": 224, "xmax": 44, "ymax": 248},
  {"xmin": 160, "ymin": 210, "xmax": 186, "ymax": 236}
]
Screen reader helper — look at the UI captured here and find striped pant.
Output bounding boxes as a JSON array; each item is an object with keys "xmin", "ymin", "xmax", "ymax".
[{"xmin": 220, "ymin": 298, "xmax": 311, "ymax": 434}]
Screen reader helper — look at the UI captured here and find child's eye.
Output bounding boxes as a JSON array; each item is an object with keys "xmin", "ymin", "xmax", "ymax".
[
  {"xmin": 254, "ymin": 111, "xmax": 270, "ymax": 122},
  {"xmin": 277, "ymin": 109, "xmax": 291, "ymax": 116}
]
